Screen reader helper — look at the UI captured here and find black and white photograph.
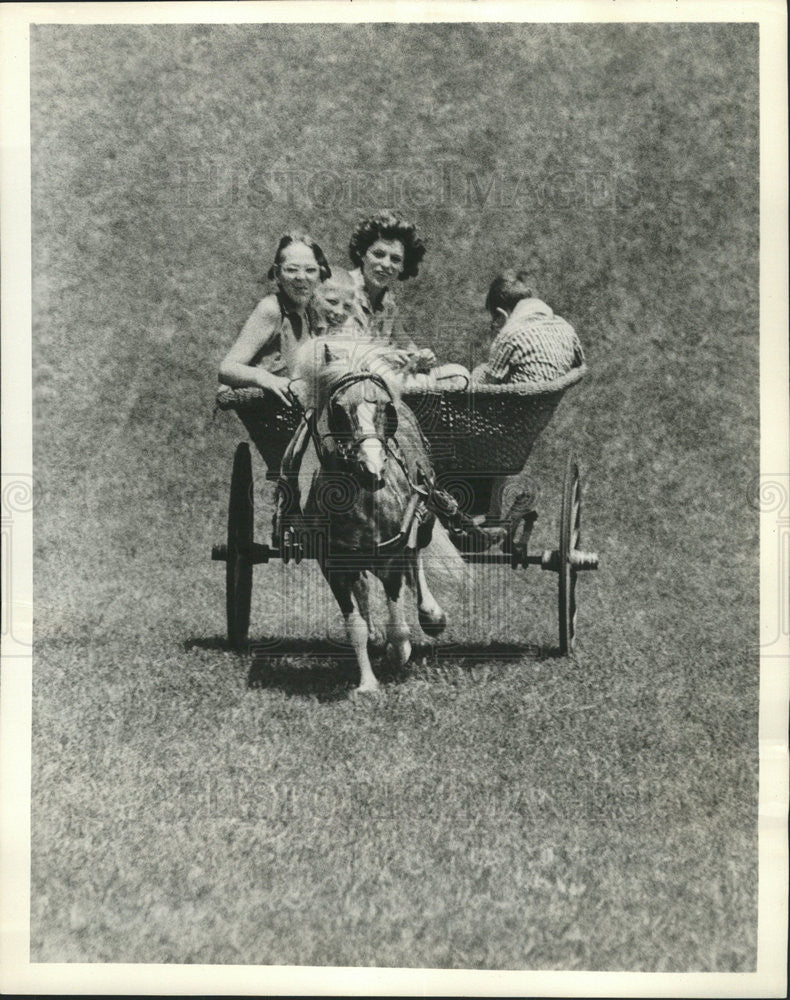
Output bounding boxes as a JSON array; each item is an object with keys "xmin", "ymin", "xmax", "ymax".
[{"xmin": 0, "ymin": 0, "xmax": 787, "ymax": 995}]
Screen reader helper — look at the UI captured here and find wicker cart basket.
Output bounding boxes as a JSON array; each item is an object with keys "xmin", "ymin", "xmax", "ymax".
[{"xmin": 215, "ymin": 363, "xmax": 586, "ymax": 512}]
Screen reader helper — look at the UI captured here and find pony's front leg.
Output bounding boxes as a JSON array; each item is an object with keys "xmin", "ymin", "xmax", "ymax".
[
  {"xmin": 351, "ymin": 572, "xmax": 386, "ymax": 648},
  {"xmin": 383, "ymin": 571, "xmax": 412, "ymax": 666},
  {"xmin": 414, "ymin": 550, "xmax": 447, "ymax": 637},
  {"xmin": 327, "ymin": 571, "xmax": 378, "ymax": 693},
  {"xmin": 348, "ymin": 608, "xmax": 379, "ymax": 693}
]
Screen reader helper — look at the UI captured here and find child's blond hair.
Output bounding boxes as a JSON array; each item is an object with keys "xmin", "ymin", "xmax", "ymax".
[{"xmin": 316, "ymin": 267, "xmax": 356, "ymax": 295}]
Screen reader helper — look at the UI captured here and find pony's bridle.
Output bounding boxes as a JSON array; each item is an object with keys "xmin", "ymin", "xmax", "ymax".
[
  {"xmin": 320, "ymin": 370, "xmax": 398, "ymax": 462},
  {"xmin": 302, "ymin": 369, "xmax": 435, "ymax": 553}
]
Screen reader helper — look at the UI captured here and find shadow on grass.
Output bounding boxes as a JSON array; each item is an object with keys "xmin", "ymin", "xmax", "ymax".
[
  {"xmin": 248, "ymin": 652, "xmax": 412, "ymax": 701},
  {"xmin": 186, "ymin": 635, "xmax": 553, "ymax": 657},
  {"xmin": 185, "ymin": 635, "xmax": 556, "ymax": 700}
]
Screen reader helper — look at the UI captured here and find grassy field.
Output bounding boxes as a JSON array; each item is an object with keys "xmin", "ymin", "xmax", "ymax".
[{"xmin": 29, "ymin": 23, "xmax": 758, "ymax": 969}]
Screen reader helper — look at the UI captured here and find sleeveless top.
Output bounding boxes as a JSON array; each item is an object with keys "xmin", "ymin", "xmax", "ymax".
[{"xmin": 248, "ymin": 291, "xmax": 316, "ymax": 376}]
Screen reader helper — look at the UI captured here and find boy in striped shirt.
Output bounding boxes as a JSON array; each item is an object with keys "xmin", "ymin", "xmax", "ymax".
[
  {"xmin": 471, "ymin": 271, "xmax": 584, "ymax": 536},
  {"xmin": 473, "ymin": 270, "xmax": 584, "ymax": 385}
]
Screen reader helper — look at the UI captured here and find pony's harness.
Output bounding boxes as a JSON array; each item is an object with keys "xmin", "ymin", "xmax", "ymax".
[
  {"xmin": 299, "ymin": 370, "xmax": 431, "ymax": 554},
  {"xmin": 294, "ymin": 369, "xmax": 495, "ymax": 555}
]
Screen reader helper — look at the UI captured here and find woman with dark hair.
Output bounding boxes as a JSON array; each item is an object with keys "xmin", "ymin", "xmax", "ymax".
[
  {"xmin": 347, "ymin": 210, "xmax": 426, "ymax": 353},
  {"xmin": 347, "ymin": 211, "xmax": 470, "ymax": 390},
  {"xmin": 219, "ymin": 232, "xmax": 331, "ymax": 405}
]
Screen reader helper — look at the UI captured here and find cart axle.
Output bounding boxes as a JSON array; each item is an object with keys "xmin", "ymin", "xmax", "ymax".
[
  {"xmin": 212, "ymin": 542, "xmax": 275, "ymax": 564},
  {"xmin": 212, "ymin": 541, "xmax": 599, "ymax": 572},
  {"xmin": 539, "ymin": 549, "xmax": 599, "ymax": 572}
]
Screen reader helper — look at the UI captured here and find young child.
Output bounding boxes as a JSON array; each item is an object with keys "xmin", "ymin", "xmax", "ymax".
[
  {"xmin": 471, "ymin": 270, "xmax": 585, "ymax": 531},
  {"xmin": 310, "ymin": 267, "xmax": 362, "ymax": 336},
  {"xmin": 311, "ymin": 267, "xmax": 469, "ymax": 390},
  {"xmin": 472, "ymin": 270, "xmax": 584, "ymax": 386}
]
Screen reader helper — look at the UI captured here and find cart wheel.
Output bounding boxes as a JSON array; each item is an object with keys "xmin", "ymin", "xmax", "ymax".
[
  {"xmin": 558, "ymin": 452, "xmax": 581, "ymax": 655},
  {"xmin": 226, "ymin": 442, "xmax": 254, "ymax": 650}
]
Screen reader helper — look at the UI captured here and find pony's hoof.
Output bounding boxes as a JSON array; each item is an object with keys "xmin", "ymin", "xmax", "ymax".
[
  {"xmin": 386, "ymin": 640, "xmax": 412, "ymax": 666},
  {"xmin": 353, "ymin": 680, "xmax": 380, "ymax": 696},
  {"xmin": 419, "ymin": 607, "xmax": 447, "ymax": 637}
]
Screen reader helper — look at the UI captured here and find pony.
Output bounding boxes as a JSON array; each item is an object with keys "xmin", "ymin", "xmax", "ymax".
[{"xmin": 290, "ymin": 336, "xmax": 451, "ymax": 693}]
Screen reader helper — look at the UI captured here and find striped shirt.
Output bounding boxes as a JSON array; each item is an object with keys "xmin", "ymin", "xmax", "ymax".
[{"xmin": 482, "ymin": 298, "xmax": 584, "ymax": 384}]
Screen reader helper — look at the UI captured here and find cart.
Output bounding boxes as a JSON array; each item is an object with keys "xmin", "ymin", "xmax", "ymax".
[{"xmin": 212, "ymin": 363, "xmax": 599, "ymax": 654}]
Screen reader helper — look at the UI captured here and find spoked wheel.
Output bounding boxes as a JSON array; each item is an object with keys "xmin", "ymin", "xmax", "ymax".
[
  {"xmin": 226, "ymin": 442, "xmax": 254, "ymax": 650},
  {"xmin": 558, "ymin": 452, "xmax": 581, "ymax": 655}
]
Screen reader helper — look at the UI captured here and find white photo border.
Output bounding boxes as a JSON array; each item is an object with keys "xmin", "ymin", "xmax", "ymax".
[{"xmin": 1, "ymin": 1, "xmax": 787, "ymax": 995}]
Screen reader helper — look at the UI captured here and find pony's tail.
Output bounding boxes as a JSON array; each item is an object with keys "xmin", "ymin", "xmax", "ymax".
[{"xmin": 420, "ymin": 519, "xmax": 473, "ymax": 589}]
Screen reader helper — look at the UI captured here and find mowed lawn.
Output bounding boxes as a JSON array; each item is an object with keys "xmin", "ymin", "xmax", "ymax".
[{"xmin": 30, "ymin": 24, "xmax": 758, "ymax": 968}]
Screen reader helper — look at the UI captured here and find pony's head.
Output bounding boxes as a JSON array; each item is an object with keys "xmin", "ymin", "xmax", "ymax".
[{"xmin": 294, "ymin": 336, "xmax": 403, "ymax": 491}]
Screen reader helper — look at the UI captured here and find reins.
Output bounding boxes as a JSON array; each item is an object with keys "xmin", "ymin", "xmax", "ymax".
[{"xmin": 327, "ymin": 369, "xmax": 396, "ymax": 404}]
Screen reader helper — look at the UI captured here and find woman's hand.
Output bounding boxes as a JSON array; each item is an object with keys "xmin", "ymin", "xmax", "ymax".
[
  {"xmin": 256, "ymin": 370, "xmax": 293, "ymax": 406},
  {"xmin": 413, "ymin": 347, "xmax": 437, "ymax": 372},
  {"xmin": 387, "ymin": 349, "xmax": 414, "ymax": 369}
]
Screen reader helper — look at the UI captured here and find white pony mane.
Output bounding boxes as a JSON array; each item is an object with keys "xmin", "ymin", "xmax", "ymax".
[{"xmin": 292, "ymin": 335, "xmax": 403, "ymax": 411}]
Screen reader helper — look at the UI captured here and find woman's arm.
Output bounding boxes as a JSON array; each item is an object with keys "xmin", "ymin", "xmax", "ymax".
[
  {"xmin": 391, "ymin": 311, "xmax": 419, "ymax": 355},
  {"xmin": 218, "ymin": 297, "xmax": 293, "ymax": 405}
]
